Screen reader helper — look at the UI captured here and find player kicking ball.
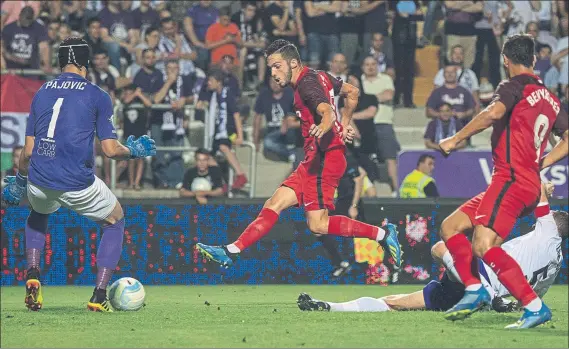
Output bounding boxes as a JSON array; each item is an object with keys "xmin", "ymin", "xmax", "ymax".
[
  {"xmin": 2, "ymin": 37, "xmax": 156, "ymax": 312},
  {"xmin": 438, "ymin": 34, "xmax": 568, "ymax": 329},
  {"xmin": 298, "ymin": 182, "xmax": 567, "ymax": 315},
  {"xmin": 196, "ymin": 39, "xmax": 402, "ymax": 269}
]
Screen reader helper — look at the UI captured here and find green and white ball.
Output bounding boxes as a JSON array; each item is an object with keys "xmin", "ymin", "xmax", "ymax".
[{"xmin": 108, "ymin": 277, "xmax": 146, "ymax": 311}]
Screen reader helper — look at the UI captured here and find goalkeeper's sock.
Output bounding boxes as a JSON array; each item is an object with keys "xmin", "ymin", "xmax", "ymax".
[
  {"xmin": 96, "ymin": 219, "xmax": 125, "ymax": 289},
  {"xmin": 25, "ymin": 210, "xmax": 49, "ymax": 271},
  {"xmin": 229, "ymin": 208, "xmax": 279, "ymax": 252},
  {"xmin": 329, "ymin": 297, "xmax": 390, "ymax": 312}
]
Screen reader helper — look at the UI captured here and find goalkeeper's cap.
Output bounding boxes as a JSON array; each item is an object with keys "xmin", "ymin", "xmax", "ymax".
[{"xmin": 58, "ymin": 37, "xmax": 91, "ymax": 70}]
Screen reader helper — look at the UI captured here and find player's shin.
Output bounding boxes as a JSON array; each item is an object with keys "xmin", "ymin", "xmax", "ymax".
[
  {"xmin": 227, "ymin": 208, "xmax": 279, "ymax": 252},
  {"xmin": 326, "ymin": 215, "xmax": 385, "ymax": 241},
  {"xmin": 445, "ymin": 234, "xmax": 481, "ymax": 288},
  {"xmin": 95, "ymin": 218, "xmax": 125, "ymax": 290},
  {"xmin": 25, "ymin": 210, "xmax": 49, "ymax": 277},
  {"xmin": 482, "ymin": 247, "xmax": 541, "ymax": 310}
]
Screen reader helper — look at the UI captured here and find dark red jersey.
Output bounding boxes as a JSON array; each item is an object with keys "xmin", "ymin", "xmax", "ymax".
[
  {"xmin": 490, "ymin": 73, "xmax": 568, "ymax": 190},
  {"xmin": 292, "ymin": 66, "xmax": 345, "ymax": 155}
]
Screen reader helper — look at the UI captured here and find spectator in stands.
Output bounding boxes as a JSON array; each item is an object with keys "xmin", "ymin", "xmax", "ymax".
[
  {"xmin": 262, "ymin": 0, "xmax": 298, "ymax": 48},
  {"xmin": 424, "ymin": 102, "xmax": 467, "ymax": 151},
  {"xmin": 337, "ymin": 1, "xmax": 363, "ymax": 67},
  {"xmin": 303, "ymin": 0, "xmax": 340, "ymax": 69},
  {"xmin": 64, "ymin": 0, "xmax": 97, "ymax": 33},
  {"xmin": 472, "ymin": 0, "xmax": 502, "ymax": 91},
  {"xmin": 1, "ymin": 6, "xmax": 51, "ymax": 74},
  {"xmin": 131, "ymin": 0, "xmax": 160, "ymax": 39},
  {"xmin": 199, "ymin": 69, "xmax": 248, "ymax": 190},
  {"xmin": 4, "ymin": 145, "xmax": 23, "ymax": 178},
  {"xmin": 89, "ymin": 50, "xmax": 117, "ymax": 98},
  {"xmin": 399, "ymin": 154, "xmax": 439, "ymax": 198},
  {"xmin": 200, "ymin": 54, "xmax": 241, "ymax": 101},
  {"xmin": 120, "ymin": 84, "xmax": 153, "ymax": 190},
  {"xmin": 361, "ymin": 1, "xmax": 391, "ymax": 62},
  {"xmin": 232, "ymin": 1, "xmax": 266, "ymax": 90},
  {"xmin": 293, "ymin": 1, "xmax": 309, "ymax": 61},
  {"xmin": 84, "ymin": 17, "xmax": 107, "ymax": 61},
  {"xmin": 131, "ymin": 26, "xmax": 162, "ymax": 78},
  {"xmin": 1, "ymin": 1, "xmax": 41, "ymax": 27},
  {"xmin": 180, "ymin": 148, "xmax": 224, "ymax": 204},
  {"xmin": 366, "ymin": 32, "xmax": 395, "ymax": 81},
  {"xmin": 535, "ymin": 44, "xmax": 553, "ymax": 80},
  {"xmin": 434, "ymin": 44, "xmax": 480, "ymax": 107},
  {"xmin": 360, "ymin": 56, "xmax": 399, "ymax": 197},
  {"xmin": 427, "ymin": 65, "xmax": 476, "ymax": 128},
  {"xmin": 505, "ymin": 0, "xmax": 540, "ymax": 37},
  {"xmin": 546, "ymin": 17, "xmax": 568, "ymax": 97},
  {"xmin": 392, "ymin": 0, "xmax": 423, "ymax": 109},
  {"xmin": 157, "ymin": 17, "xmax": 196, "ymax": 76},
  {"xmin": 151, "ymin": 59, "xmax": 195, "ymax": 188},
  {"xmin": 341, "ymin": 75, "xmax": 381, "ymax": 187},
  {"xmin": 184, "ymin": 0, "xmax": 219, "ymax": 70},
  {"xmin": 328, "ymin": 53, "xmax": 350, "ymax": 112},
  {"xmin": 443, "ymin": 1, "xmax": 483, "ymax": 69},
  {"xmin": 253, "ymin": 78, "xmax": 295, "ymax": 162},
  {"xmin": 98, "ymin": 0, "xmax": 139, "ymax": 69},
  {"xmin": 206, "ymin": 6, "xmax": 241, "ymax": 67},
  {"xmin": 526, "ymin": 21, "xmax": 558, "ymax": 51}
]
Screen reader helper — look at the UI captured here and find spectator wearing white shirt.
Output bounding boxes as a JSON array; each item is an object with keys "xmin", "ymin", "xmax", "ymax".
[
  {"xmin": 434, "ymin": 45, "xmax": 480, "ymax": 108},
  {"xmin": 545, "ymin": 18, "xmax": 568, "ymax": 97},
  {"xmin": 157, "ymin": 17, "xmax": 196, "ymax": 76},
  {"xmin": 472, "ymin": 0, "xmax": 502, "ymax": 91},
  {"xmin": 505, "ymin": 0, "xmax": 540, "ymax": 36}
]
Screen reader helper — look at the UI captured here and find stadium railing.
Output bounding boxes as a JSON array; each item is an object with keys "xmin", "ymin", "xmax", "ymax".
[{"xmin": 110, "ymin": 104, "xmax": 258, "ymax": 198}]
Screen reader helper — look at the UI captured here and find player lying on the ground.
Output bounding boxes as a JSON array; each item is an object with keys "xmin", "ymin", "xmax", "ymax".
[
  {"xmin": 196, "ymin": 39, "xmax": 403, "ymax": 269},
  {"xmin": 438, "ymin": 34, "xmax": 568, "ymax": 329},
  {"xmin": 1, "ymin": 37, "xmax": 156, "ymax": 312},
  {"xmin": 298, "ymin": 182, "xmax": 567, "ymax": 314}
]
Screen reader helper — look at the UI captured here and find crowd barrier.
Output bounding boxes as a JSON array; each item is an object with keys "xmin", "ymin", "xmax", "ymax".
[{"xmin": 2, "ymin": 198, "xmax": 567, "ymax": 286}]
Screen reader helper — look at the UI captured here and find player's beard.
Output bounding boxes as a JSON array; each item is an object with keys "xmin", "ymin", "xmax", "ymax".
[{"xmin": 284, "ymin": 62, "xmax": 293, "ymax": 86}]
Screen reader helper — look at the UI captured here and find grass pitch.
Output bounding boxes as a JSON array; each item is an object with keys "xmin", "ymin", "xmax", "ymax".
[{"xmin": 1, "ymin": 285, "xmax": 567, "ymax": 348}]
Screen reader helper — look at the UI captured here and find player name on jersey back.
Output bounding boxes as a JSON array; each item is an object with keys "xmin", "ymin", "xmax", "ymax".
[
  {"xmin": 44, "ymin": 80, "xmax": 88, "ymax": 90},
  {"xmin": 526, "ymin": 88, "xmax": 561, "ymax": 114}
]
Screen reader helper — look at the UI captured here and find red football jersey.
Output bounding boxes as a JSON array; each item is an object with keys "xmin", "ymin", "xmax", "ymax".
[
  {"xmin": 490, "ymin": 73, "xmax": 568, "ymax": 189},
  {"xmin": 293, "ymin": 67, "xmax": 345, "ymax": 155}
]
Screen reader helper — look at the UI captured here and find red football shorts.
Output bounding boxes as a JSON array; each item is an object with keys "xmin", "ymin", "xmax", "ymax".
[
  {"xmin": 459, "ymin": 178, "xmax": 540, "ymax": 239},
  {"xmin": 281, "ymin": 148, "xmax": 346, "ymax": 212}
]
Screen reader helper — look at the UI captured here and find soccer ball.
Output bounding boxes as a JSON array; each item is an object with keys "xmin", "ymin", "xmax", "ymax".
[
  {"xmin": 108, "ymin": 277, "xmax": 146, "ymax": 311},
  {"xmin": 191, "ymin": 177, "xmax": 212, "ymax": 192}
]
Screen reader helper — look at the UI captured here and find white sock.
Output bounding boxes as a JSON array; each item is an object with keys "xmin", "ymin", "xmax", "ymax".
[
  {"xmin": 226, "ymin": 244, "xmax": 240, "ymax": 254},
  {"xmin": 465, "ymin": 283, "xmax": 482, "ymax": 291},
  {"xmin": 524, "ymin": 297, "xmax": 543, "ymax": 312},
  {"xmin": 441, "ymin": 251, "xmax": 462, "ymax": 283},
  {"xmin": 375, "ymin": 227, "xmax": 386, "ymax": 242},
  {"xmin": 329, "ymin": 297, "xmax": 391, "ymax": 312}
]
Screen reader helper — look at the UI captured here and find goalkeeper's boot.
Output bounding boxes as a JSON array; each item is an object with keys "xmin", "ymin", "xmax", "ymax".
[
  {"xmin": 195, "ymin": 243, "xmax": 234, "ymax": 268},
  {"xmin": 444, "ymin": 286, "xmax": 491, "ymax": 321},
  {"xmin": 24, "ymin": 268, "xmax": 43, "ymax": 311},
  {"xmin": 87, "ymin": 287, "xmax": 113, "ymax": 312},
  {"xmin": 380, "ymin": 224, "xmax": 403, "ymax": 269},
  {"xmin": 297, "ymin": 293, "xmax": 330, "ymax": 312},
  {"xmin": 505, "ymin": 303, "xmax": 552, "ymax": 329}
]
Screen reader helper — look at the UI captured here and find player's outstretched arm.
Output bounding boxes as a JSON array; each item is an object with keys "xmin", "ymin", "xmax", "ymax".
[
  {"xmin": 309, "ymin": 103, "xmax": 336, "ymax": 138},
  {"xmin": 439, "ymin": 100, "xmax": 506, "ymax": 155},
  {"xmin": 540, "ymin": 130, "xmax": 568, "ymax": 170},
  {"xmin": 101, "ymin": 136, "xmax": 157, "ymax": 160}
]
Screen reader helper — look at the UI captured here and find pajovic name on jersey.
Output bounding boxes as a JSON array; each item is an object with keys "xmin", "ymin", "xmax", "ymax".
[
  {"xmin": 26, "ymin": 72, "xmax": 117, "ymax": 192},
  {"xmin": 43, "ymin": 80, "xmax": 88, "ymax": 90}
]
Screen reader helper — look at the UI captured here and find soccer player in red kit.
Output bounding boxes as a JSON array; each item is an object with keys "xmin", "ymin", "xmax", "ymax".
[
  {"xmin": 438, "ymin": 34, "xmax": 569, "ymax": 329},
  {"xmin": 196, "ymin": 39, "xmax": 403, "ymax": 269}
]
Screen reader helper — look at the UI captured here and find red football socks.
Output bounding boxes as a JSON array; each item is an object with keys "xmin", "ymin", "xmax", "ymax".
[
  {"xmin": 445, "ymin": 234, "xmax": 481, "ymax": 287},
  {"xmin": 483, "ymin": 247, "xmax": 538, "ymax": 306},
  {"xmin": 233, "ymin": 208, "xmax": 279, "ymax": 251},
  {"xmin": 327, "ymin": 216, "xmax": 381, "ymax": 241}
]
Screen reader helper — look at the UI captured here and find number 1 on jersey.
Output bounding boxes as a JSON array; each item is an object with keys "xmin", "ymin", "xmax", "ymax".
[{"xmin": 47, "ymin": 98, "xmax": 64, "ymax": 139}]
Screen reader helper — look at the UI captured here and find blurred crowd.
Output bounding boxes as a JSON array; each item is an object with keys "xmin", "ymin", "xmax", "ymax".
[{"xmin": 1, "ymin": 0, "xmax": 568, "ymax": 200}]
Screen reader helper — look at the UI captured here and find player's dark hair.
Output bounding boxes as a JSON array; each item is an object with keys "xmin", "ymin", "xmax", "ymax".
[
  {"xmin": 58, "ymin": 37, "xmax": 91, "ymax": 70},
  {"xmin": 502, "ymin": 34, "xmax": 535, "ymax": 68},
  {"xmin": 264, "ymin": 39, "xmax": 301, "ymax": 63},
  {"xmin": 552, "ymin": 211, "xmax": 568, "ymax": 238},
  {"xmin": 417, "ymin": 154, "xmax": 435, "ymax": 167},
  {"xmin": 87, "ymin": 17, "xmax": 101, "ymax": 28},
  {"xmin": 195, "ymin": 148, "xmax": 211, "ymax": 158},
  {"xmin": 145, "ymin": 26, "xmax": 159, "ymax": 37},
  {"xmin": 538, "ymin": 44, "xmax": 552, "ymax": 53}
]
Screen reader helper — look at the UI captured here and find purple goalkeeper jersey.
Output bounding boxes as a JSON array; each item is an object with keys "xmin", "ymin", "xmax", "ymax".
[{"xmin": 26, "ymin": 72, "xmax": 117, "ymax": 191}]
